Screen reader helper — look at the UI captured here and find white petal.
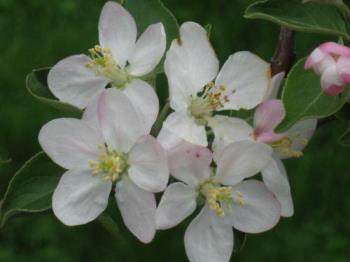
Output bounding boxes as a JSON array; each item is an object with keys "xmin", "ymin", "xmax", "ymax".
[
  {"xmin": 227, "ymin": 180, "xmax": 281, "ymax": 233},
  {"xmin": 38, "ymin": 118, "xmax": 103, "ymax": 170},
  {"xmin": 98, "ymin": 1, "xmax": 137, "ymax": 68},
  {"xmin": 123, "ymin": 79, "xmax": 159, "ymax": 134},
  {"xmin": 115, "ymin": 178, "xmax": 156, "ymax": 243},
  {"xmin": 262, "ymin": 157, "xmax": 293, "ymax": 217},
  {"xmin": 157, "ymin": 124, "xmax": 185, "ymax": 151},
  {"xmin": 165, "ymin": 22, "xmax": 219, "ymax": 111},
  {"xmin": 162, "ymin": 112, "xmax": 208, "ymax": 146},
  {"xmin": 253, "ymin": 99, "xmax": 285, "ymax": 134},
  {"xmin": 167, "ymin": 141, "xmax": 212, "ymax": 187},
  {"xmin": 156, "ymin": 182, "xmax": 197, "ymax": 230},
  {"xmin": 208, "ymin": 115, "xmax": 254, "ymax": 162},
  {"xmin": 52, "ymin": 170, "xmax": 112, "ymax": 226},
  {"xmin": 98, "ymin": 89, "xmax": 145, "ymax": 152},
  {"xmin": 48, "ymin": 55, "xmax": 109, "ymax": 109},
  {"xmin": 128, "ymin": 135, "xmax": 169, "ymax": 193},
  {"xmin": 185, "ymin": 207, "xmax": 234, "ymax": 262},
  {"xmin": 281, "ymin": 119, "xmax": 317, "ymax": 159},
  {"xmin": 127, "ymin": 23, "xmax": 166, "ymax": 76},
  {"xmin": 215, "ymin": 51, "xmax": 271, "ymax": 110},
  {"xmin": 264, "ymin": 72, "xmax": 285, "ymax": 100},
  {"xmin": 82, "ymin": 97, "xmax": 100, "ymax": 130},
  {"xmin": 216, "ymin": 140, "xmax": 272, "ymax": 186},
  {"xmin": 320, "ymin": 64, "xmax": 345, "ymax": 96}
]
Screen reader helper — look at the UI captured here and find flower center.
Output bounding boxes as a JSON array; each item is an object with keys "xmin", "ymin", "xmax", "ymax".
[
  {"xmin": 268, "ymin": 136, "xmax": 307, "ymax": 158},
  {"xmin": 198, "ymin": 179, "xmax": 244, "ymax": 217},
  {"xmin": 86, "ymin": 45, "xmax": 130, "ymax": 88},
  {"xmin": 89, "ymin": 144, "xmax": 129, "ymax": 182},
  {"xmin": 189, "ymin": 82, "xmax": 231, "ymax": 125}
]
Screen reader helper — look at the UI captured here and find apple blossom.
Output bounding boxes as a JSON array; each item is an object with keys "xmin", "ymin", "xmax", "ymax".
[
  {"xmin": 48, "ymin": 1, "xmax": 166, "ymax": 131},
  {"xmin": 209, "ymin": 97, "xmax": 317, "ymax": 216},
  {"xmin": 156, "ymin": 141, "xmax": 280, "ymax": 262},
  {"xmin": 305, "ymin": 41, "xmax": 350, "ymax": 96},
  {"xmin": 38, "ymin": 88, "xmax": 169, "ymax": 243},
  {"xmin": 160, "ymin": 21, "xmax": 271, "ymax": 146}
]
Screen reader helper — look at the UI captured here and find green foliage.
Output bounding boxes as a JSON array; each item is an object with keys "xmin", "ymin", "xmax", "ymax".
[
  {"xmin": 277, "ymin": 58, "xmax": 349, "ymax": 132},
  {"xmin": 0, "ymin": 152, "xmax": 62, "ymax": 227},
  {"xmin": 245, "ymin": 0, "xmax": 350, "ymax": 40},
  {"xmin": 26, "ymin": 68, "xmax": 82, "ymax": 118}
]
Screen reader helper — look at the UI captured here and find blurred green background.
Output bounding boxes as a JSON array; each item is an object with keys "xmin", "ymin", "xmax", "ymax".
[{"xmin": 0, "ymin": 0, "xmax": 350, "ymax": 261}]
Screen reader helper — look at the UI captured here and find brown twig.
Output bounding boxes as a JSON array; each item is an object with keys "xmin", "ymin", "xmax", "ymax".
[{"xmin": 270, "ymin": 27, "xmax": 296, "ymax": 76}]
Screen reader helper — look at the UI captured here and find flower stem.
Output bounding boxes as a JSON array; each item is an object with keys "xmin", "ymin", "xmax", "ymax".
[{"xmin": 151, "ymin": 100, "xmax": 171, "ymax": 136}]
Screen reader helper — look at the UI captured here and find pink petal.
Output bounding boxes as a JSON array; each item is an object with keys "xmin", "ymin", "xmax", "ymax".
[
  {"xmin": 337, "ymin": 56, "xmax": 350, "ymax": 84},
  {"xmin": 320, "ymin": 65, "xmax": 345, "ymax": 96},
  {"xmin": 304, "ymin": 48, "xmax": 326, "ymax": 69},
  {"xmin": 254, "ymin": 99, "xmax": 286, "ymax": 142},
  {"xmin": 319, "ymin": 42, "xmax": 350, "ymax": 58}
]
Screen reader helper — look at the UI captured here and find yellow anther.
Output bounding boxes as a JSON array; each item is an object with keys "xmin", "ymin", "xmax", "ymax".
[
  {"xmin": 89, "ymin": 144, "xmax": 128, "ymax": 182},
  {"xmin": 269, "ymin": 137, "xmax": 304, "ymax": 158},
  {"xmin": 206, "ymin": 186, "xmax": 233, "ymax": 217},
  {"xmin": 85, "ymin": 45, "xmax": 130, "ymax": 87}
]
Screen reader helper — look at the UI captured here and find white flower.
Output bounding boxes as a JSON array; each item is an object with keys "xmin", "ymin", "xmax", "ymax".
[
  {"xmin": 39, "ymin": 88, "xmax": 169, "ymax": 243},
  {"xmin": 156, "ymin": 140, "xmax": 281, "ymax": 262},
  {"xmin": 209, "ymin": 76, "xmax": 317, "ymax": 216},
  {"xmin": 48, "ymin": 1, "xmax": 166, "ymax": 131},
  {"xmin": 160, "ymin": 22, "xmax": 271, "ymax": 146}
]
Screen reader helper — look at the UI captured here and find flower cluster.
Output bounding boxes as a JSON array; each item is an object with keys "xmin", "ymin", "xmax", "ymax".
[
  {"xmin": 305, "ymin": 41, "xmax": 350, "ymax": 96},
  {"xmin": 38, "ymin": 2, "xmax": 317, "ymax": 261}
]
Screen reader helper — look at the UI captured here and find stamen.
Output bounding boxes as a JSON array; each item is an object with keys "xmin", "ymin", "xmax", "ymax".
[
  {"xmin": 269, "ymin": 137, "xmax": 303, "ymax": 158},
  {"xmin": 189, "ymin": 82, "xmax": 235, "ymax": 124},
  {"xmin": 86, "ymin": 45, "xmax": 130, "ymax": 88},
  {"xmin": 206, "ymin": 186, "xmax": 233, "ymax": 217},
  {"xmin": 89, "ymin": 144, "xmax": 128, "ymax": 182}
]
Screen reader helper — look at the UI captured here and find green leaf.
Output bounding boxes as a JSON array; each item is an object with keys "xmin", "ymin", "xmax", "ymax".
[
  {"xmin": 0, "ymin": 152, "xmax": 63, "ymax": 227},
  {"xmin": 0, "ymin": 147, "xmax": 11, "ymax": 165},
  {"xmin": 233, "ymin": 230, "xmax": 247, "ymax": 253},
  {"xmin": 245, "ymin": 0, "xmax": 350, "ymax": 40},
  {"xmin": 276, "ymin": 58, "xmax": 349, "ymax": 132},
  {"xmin": 124, "ymin": 0, "xmax": 179, "ymax": 73},
  {"xmin": 26, "ymin": 68, "xmax": 82, "ymax": 118},
  {"xmin": 339, "ymin": 126, "xmax": 350, "ymax": 146}
]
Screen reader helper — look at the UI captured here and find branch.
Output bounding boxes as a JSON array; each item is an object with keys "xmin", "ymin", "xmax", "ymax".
[{"xmin": 270, "ymin": 27, "xmax": 296, "ymax": 76}]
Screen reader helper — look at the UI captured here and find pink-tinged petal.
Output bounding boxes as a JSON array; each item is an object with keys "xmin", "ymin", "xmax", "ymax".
[
  {"xmin": 264, "ymin": 72, "xmax": 285, "ymax": 100},
  {"xmin": 161, "ymin": 112, "xmax": 208, "ymax": 146},
  {"xmin": 262, "ymin": 157, "xmax": 293, "ymax": 217},
  {"xmin": 167, "ymin": 140, "xmax": 212, "ymax": 187},
  {"xmin": 337, "ymin": 56, "xmax": 350, "ymax": 83},
  {"xmin": 320, "ymin": 65, "xmax": 345, "ymax": 96},
  {"xmin": 226, "ymin": 180, "xmax": 281, "ymax": 233},
  {"xmin": 304, "ymin": 47, "xmax": 326, "ymax": 69},
  {"xmin": 38, "ymin": 118, "xmax": 103, "ymax": 170},
  {"xmin": 156, "ymin": 182, "xmax": 197, "ymax": 230},
  {"xmin": 48, "ymin": 55, "xmax": 109, "ymax": 109},
  {"xmin": 128, "ymin": 135, "xmax": 169, "ymax": 193},
  {"xmin": 280, "ymin": 119, "xmax": 317, "ymax": 159},
  {"xmin": 215, "ymin": 51, "xmax": 271, "ymax": 110},
  {"xmin": 216, "ymin": 141, "xmax": 272, "ymax": 186},
  {"xmin": 157, "ymin": 124, "xmax": 184, "ymax": 151},
  {"xmin": 184, "ymin": 207, "xmax": 234, "ymax": 262},
  {"xmin": 98, "ymin": 1, "xmax": 137, "ymax": 68},
  {"xmin": 319, "ymin": 42, "xmax": 350, "ymax": 57},
  {"xmin": 52, "ymin": 170, "xmax": 112, "ymax": 226},
  {"xmin": 97, "ymin": 89, "xmax": 145, "ymax": 152},
  {"xmin": 127, "ymin": 23, "xmax": 166, "ymax": 76},
  {"xmin": 165, "ymin": 22, "xmax": 219, "ymax": 111},
  {"xmin": 123, "ymin": 79, "xmax": 159, "ymax": 134},
  {"xmin": 115, "ymin": 178, "xmax": 156, "ymax": 243},
  {"xmin": 254, "ymin": 99, "xmax": 285, "ymax": 140},
  {"xmin": 208, "ymin": 115, "xmax": 254, "ymax": 162}
]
